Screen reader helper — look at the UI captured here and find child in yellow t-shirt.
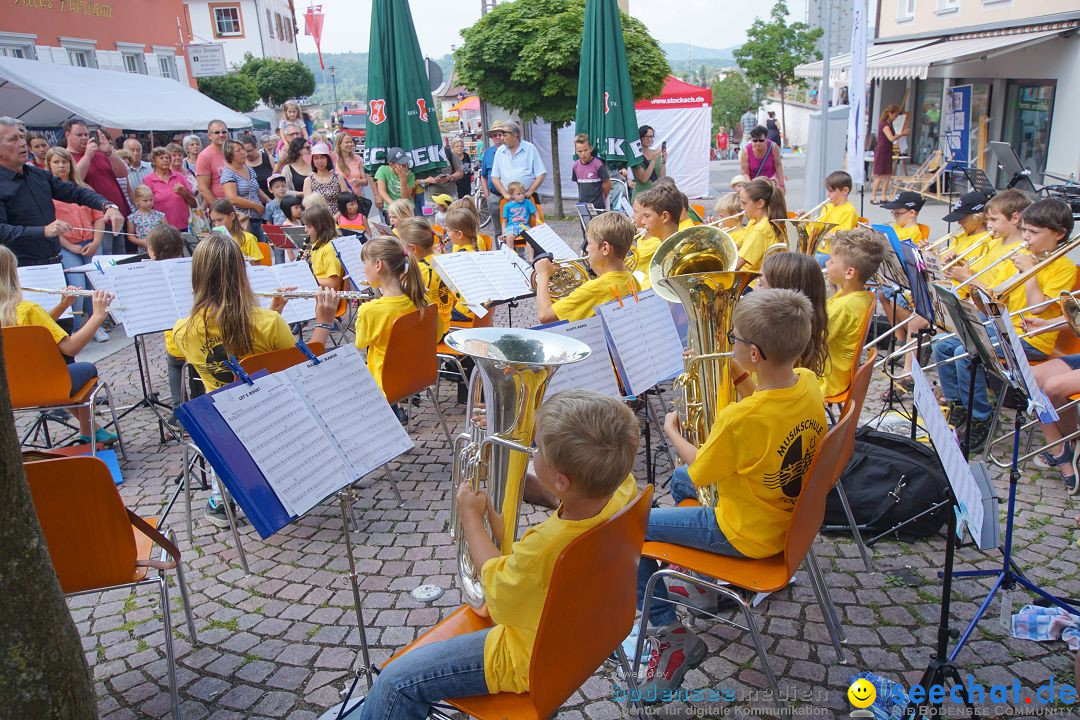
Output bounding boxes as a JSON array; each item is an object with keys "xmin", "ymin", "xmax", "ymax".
[
  {"xmin": 534, "ymin": 212, "xmax": 640, "ymax": 323},
  {"xmin": 643, "ymin": 289, "xmax": 826, "ymax": 695},
  {"xmin": 653, "ymin": 177, "xmax": 699, "ymax": 230},
  {"xmin": 937, "ymin": 191, "xmax": 991, "ymax": 272},
  {"xmin": 450, "ymin": 196, "xmax": 495, "ymax": 251},
  {"xmin": 445, "ymin": 206, "xmax": 481, "ymax": 320},
  {"xmin": 943, "ymin": 189, "xmax": 1029, "ymax": 297},
  {"xmin": 875, "ymin": 191, "xmax": 929, "ymax": 385},
  {"xmin": 363, "ymin": 390, "xmax": 639, "ymax": 713},
  {"xmin": 634, "ymin": 185, "xmax": 682, "ymax": 289},
  {"xmin": 713, "ymin": 192, "xmax": 745, "ymax": 245},
  {"xmin": 821, "ymin": 229, "xmax": 887, "ymax": 397},
  {"xmin": 0, "ymin": 244, "xmax": 117, "ymax": 445},
  {"xmin": 735, "ymin": 178, "xmax": 787, "ymax": 273},
  {"xmin": 210, "ymin": 199, "xmax": 262, "ymax": 263},
  {"xmin": 302, "ymin": 206, "xmax": 344, "ymax": 290},
  {"xmin": 399, "ymin": 216, "xmax": 454, "ymax": 339},
  {"xmin": 812, "ymin": 170, "xmax": 858, "ymax": 266}
]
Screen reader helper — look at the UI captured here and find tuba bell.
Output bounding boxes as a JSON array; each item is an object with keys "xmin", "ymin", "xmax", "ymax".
[
  {"xmin": 445, "ymin": 327, "xmax": 590, "ymax": 609},
  {"xmin": 764, "ymin": 218, "xmax": 838, "ymax": 259},
  {"xmin": 649, "ymin": 225, "xmax": 758, "ymax": 507}
]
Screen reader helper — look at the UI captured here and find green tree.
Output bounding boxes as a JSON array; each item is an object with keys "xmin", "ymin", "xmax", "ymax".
[
  {"xmin": 733, "ymin": 0, "xmax": 821, "ymax": 147},
  {"xmin": 455, "ymin": 0, "xmax": 668, "ymax": 217},
  {"xmin": 240, "ymin": 53, "xmax": 316, "ymax": 107},
  {"xmin": 712, "ymin": 72, "xmax": 754, "ymax": 137},
  {"xmin": 197, "ymin": 74, "xmax": 260, "ymax": 113}
]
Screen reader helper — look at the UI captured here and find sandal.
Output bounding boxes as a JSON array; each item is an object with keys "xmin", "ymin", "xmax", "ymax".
[
  {"xmin": 1035, "ymin": 441, "xmax": 1074, "ymax": 469},
  {"xmin": 880, "ymin": 378, "xmax": 913, "ymax": 402}
]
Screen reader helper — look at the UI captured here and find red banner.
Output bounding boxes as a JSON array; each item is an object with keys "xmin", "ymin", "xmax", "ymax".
[{"xmin": 303, "ymin": 5, "xmax": 325, "ymax": 69}]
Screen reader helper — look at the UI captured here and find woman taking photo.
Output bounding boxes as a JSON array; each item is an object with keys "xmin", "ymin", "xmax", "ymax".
[
  {"xmin": 632, "ymin": 124, "xmax": 666, "ymax": 199},
  {"xmin": 871, "ymin": 105, "xmax": 909, "ymax": 204}
]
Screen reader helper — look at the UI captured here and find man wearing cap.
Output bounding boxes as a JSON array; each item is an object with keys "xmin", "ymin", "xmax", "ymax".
[
  {"xmin": 480, "ymin": 121, "xmax": 506, "ymax": 235},
  {"xmin": 491, "ymin": 121, "xmax": 547, "ymax": 218},
  {"xmin": 374, "ymin": 148, "xmax": 417, "ymax": 206}
]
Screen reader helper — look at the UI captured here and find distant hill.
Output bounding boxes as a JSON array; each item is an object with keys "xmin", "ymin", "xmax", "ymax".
[
  {"xmin": 661, "ymin": 42, "xmax": 739, "ymax": 67},
  {"xmin": 300, "ymin": 52, "xmax": 453, "ymax": 108}
]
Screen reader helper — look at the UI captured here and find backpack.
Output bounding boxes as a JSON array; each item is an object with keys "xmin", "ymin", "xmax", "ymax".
[{"xmin": 823, "ymin": 427, "xmax": 950, "ymax": 542}]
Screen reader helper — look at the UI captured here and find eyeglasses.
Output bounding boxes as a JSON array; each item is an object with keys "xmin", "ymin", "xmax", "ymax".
[
  {"xmin": 727, "ymin": 331, "xmax": 767, "ymax": 360},
  {"xmin": 209, "ymin": 130, "xmax": 228, "ymax": 136},
  {"xmin": 751, "ymin": 138, "xmax": 766, "ymax": 143}
]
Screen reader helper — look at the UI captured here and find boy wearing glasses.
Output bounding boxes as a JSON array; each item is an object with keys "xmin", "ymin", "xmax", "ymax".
[{"xmin": 634, "ymin": 289, "xmax": 826, "ymax": 697}]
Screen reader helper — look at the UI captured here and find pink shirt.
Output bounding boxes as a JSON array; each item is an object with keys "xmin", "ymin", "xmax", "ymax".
[
  {"xmin": 52, "ymin": 200, "xmax": 103, "ymax": 244},
  {"xmin": 195, "ymin": 144, "xmax": 226, "ymax": 200},
  {"xmin": 143, "ymin": 170, "xmax": 192, "ymax": 229}
]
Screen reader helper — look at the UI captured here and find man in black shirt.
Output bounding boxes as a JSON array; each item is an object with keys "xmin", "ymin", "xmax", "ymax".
[{"xmin": 0, "ymin": 116, "xmax": 123, "ymax": 266}]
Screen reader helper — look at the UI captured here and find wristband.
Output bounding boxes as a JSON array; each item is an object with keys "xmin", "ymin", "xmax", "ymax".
[
  {"xmin": 733, "ymin": 371, "xmax": 749, "ymax": 387},
  {"xmin": 530, "ymin": 252, "xmax": 553, "ymax": 268},
  {"xmin": 314, "ymin": 322, "xmax": 334, "ymax": 331}
]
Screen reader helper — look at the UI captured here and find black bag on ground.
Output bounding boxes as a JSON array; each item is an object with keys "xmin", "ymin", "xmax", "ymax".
[{"xmin": 823, "ymin": 427, "xmax": 950, "ymax": 542}]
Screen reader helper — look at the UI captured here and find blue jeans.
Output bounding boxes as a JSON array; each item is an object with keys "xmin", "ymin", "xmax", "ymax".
[
  {"xmin": 933, "ymin": 324, "xmax": 1046, "ymax": 421},
  {"xmin": 68, "ymin": 362, "xmax": 98, "ymax": 396},
  {"xmin": 637, "ymin": 467, "xmax": 745, "ymax": 628},
  {"xmin": 358, "ymin": 628, "xmax": 490, "ymax": 720}
]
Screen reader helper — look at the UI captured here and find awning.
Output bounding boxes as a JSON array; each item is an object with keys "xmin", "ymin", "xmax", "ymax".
[
  {"xmin": 796, "ymin": 27, "xmax": 1070, "ymax": 82},
  {"xmin": 449, "ymin": 96, "xmax": 479, "ymax": 113},
  {"xmin": 0, "ymin": 55, "xmax": 252, "ymax": 130}
]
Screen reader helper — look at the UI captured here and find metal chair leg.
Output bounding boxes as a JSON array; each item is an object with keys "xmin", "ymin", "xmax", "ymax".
[
  {"xmin": 612, "ymin": 644, "xmax": 643, "ymax": 712},
  {"xmin": 157, "ymin": 574, "xmax": 180, "ymax": 720},
  {"xmin": 804, "ymin": 550, "xmax": 846, "ymax": 663},
  {"xmin": 381, "ymin": 464, "xmax": 403, "ymax": 503},
  {"xmin": 219, "ymin": 484, "xmax": 251, "ymax": 575},
  {"xmin": 101, "ymin": 381, "xmax": 127, "ymax": 462},
  {"xmin": 980, "ymin": 390, "xmax": 1009, "ymax": 463},
  {"xmin": 427, "ymin": 387, "xmax": 453, "ymax": 446},
  {"xmin": 833, "ymin": 480, "xmax": 873, "ymax": 572},
  {"xmin": 183, "ymin": 444, "xmax": 194, "ymax": 545},
  {"xmin": 167, "ymin": 529, "xmax": 199, "ymax": 644}
]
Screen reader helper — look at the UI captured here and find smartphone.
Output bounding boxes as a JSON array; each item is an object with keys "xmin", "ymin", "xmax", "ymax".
[{"xmin": 661, "ymin": 141, "xmax": 667, "ymax": 151}]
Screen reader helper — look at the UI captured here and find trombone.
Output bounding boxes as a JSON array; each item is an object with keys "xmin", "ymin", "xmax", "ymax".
[
  {"xmin": 953, "ymin": 243, "xmax": 1029, "ymax": 291},
  {"xmin": 940, "ymin": 238, "xmax": 989, "ymax": 271}
]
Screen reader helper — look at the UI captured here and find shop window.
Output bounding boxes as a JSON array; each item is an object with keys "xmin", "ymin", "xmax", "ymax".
[
  {"xmin": 1003, "ymin": 81, "xmax": 1055, "ymax": 186},
  {"xmin": 911, "ymin": 78, "xmax": 944, "ymax": 166}
]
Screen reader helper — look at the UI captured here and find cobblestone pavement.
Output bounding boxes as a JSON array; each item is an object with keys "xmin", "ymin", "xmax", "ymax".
[{"xmin": 18, "ymin": 220, "xmax": 1080, "ymax": 719}]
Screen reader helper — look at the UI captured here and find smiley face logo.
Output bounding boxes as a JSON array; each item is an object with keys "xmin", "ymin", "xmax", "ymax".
[{"xmin": 848, "ymin": 678, "xmax": 876, "ymax": 708}]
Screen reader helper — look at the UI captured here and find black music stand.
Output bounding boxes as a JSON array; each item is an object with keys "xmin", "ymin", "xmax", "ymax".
[
  {"xmin": 960, "ymin": 167, "xmax": 996, "ymax": 197},
  {"xmin": 989, "ymin": 141, "xmax": 1038, "ymax": 195}
]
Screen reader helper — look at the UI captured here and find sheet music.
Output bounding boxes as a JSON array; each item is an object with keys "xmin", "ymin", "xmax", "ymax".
[
  {"xmin": 331, "ymin": 236, "xmax": 367, "ymax": 288},
  {"xmin": 109, "ymin": 262, "xmax": 182, "ymax": 336},
  {"xmin": 637, "ymin": 291, "xmax": 687, "ymax": 381},
  {"xmin": 617, "ymin": 196, "xmax": 634, "ymax": 219},
  {"xmin": 65, "ymin": 254, "xmax": 138, "ymax": 273},
  {"xmin": 212, "ymin": 374, "xmax": 353, "ymax": 517},
  {"xmin": 17, "ymin": 263, "xmax": 73, "ymax": 319},
  {"xmin": 160, "ymin": 258, "xmax": 194, "ymax": 318},
  {"xmin": 597, "ymin": 290, "xmax": 685, "ymax": 395},
  {"xmin": 911, "ymin": 361, "xmax": 988, "ymax": 548},
  {"xmin": 84, "ymin": 266, "xmax": 124, "ymax": 325},
  {"xmin": 272, "ymin": 261, "xmax": 320, "ymax": 324},
  {"xmin": 523, "ymin": 223, "xmax": 578, "ymax": 260},
  {"xmin": 1000, "ymin": 316, "xmax": 1059, "ymax": 423},
  {"xmin": 488, "ymin": 247, "xmax": 533, "ymax": 299},
  {"xmin": 432, "ymin": 251, "xmax": 533, "ymax": 316},
  {"xmin": 282, "ymin": 346, "xmax": 414, "ymax": 478},
  {"xmin": 536, "ymin": 317, "xmax": 621, "ymax": 399}
]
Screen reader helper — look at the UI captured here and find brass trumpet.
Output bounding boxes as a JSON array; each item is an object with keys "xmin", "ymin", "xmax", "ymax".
[
  {"xmin": 764, "ymin": 218, "xmax": 838, "ymax": 259},
  {"xmin": 954, "ymin": 243, "xmax": 1029, "ymax": 291},
  {"xmin": 940, "ymin": 236, "xmax": 990, "ymax": 271}
]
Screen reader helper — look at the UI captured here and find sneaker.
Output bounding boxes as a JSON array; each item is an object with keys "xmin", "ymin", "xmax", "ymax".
[
  {"xmin": 962, "ymin": 417, "xmax": 993, "ymax": 454},
  {"xmin": 1061, "ymin": 473, "xmax": 1079, "ymax": 494},
  {"xmin": 943, "ymin": 401, "xmax": 968, "ymax": 429},
  {"xmin": 78, "ymin": 428, "xmax": 118, "ymax": 445},
  {"xmin": 93, "ymin": 327, "xmax": 110, "ymax": 343},
  {"xmin": 1034, "ymin": 441, "xmax": 1073, "ymax": 469},
  {"xmin": 667, "ymin": 574, "xmax": 719, "ymax": 619},
  {"xmin": 636, "ymin": 623, "xmax": 707, "ymax": 702},
  {"xmin": 204, "ymin": 497, "xmax": 245, "ymax": 528},
  {"xmin": 618, "ymin": 625, "xmax": 647, "ymax": 666}
]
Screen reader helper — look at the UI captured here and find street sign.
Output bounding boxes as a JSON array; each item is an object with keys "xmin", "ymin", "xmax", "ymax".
[{"xmin": 187, "ymin": 43, "xmax": 227, "ymax": 78}]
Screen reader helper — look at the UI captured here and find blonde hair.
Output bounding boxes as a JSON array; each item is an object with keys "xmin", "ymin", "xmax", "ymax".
[
  {"xmin": 506, "ymin": 181, "xmax": 526, "ymax": 196},
  {"xmin": 386, "ymin": 198, "xmax": 414, "ymax": 226},
  {"xmin": 535, "ymin": 390, "xmax": 639, "ymax": 499},
  {"xmin": 131, "ymin": 185, "xmax": 154, "ymax": 203},
  {"xmin": 449, "ymin": 196, "xmax": 480, "ymax": 223},
  {"xmin": 733, "ymin": 288, "xmax": 812, "ymax": 365},
  {"xmin": 445, "ymin": 207, "xmax": 478, "ymax": 240},
  {"xmin": 830, "ymin": 228, "xmax": 887, "ymax": 283},
  {"xmin": 182, "ymin": 232, "xmax": 259, "ymax": 358},
  {"xmin": 361, "ymin": 236, "xmax": 427, "ymax": 312},
  {"xmin": 398, "ymin": 217, "xmax": 435, "ymax": 251},
  {"xmin": 0, "ymin": 245, "xmax": 22, "ymax": 327},
  {"xmin": 333, "ymin": 131, "xmax": 357, "ymax": 173},
  {"xmin": 44, "ymin": 147, "xmax": 86, "ymax": 188},
  {"xmin": 985, "ymin": 189, "xmax": 1030, "ymax": 221},
  {"xmin": 282, "ymin": 100, "xmax": 301, "ymax": 119},
  {"xmin": 714, "ymin": 192, "xmax": 741, "ymax": 217},
  {"xmin": 302, "ymin": 193, "xmax": 329, "ymax": 211},
  {"xmin": 586, "ymin": 212, "xmax": 634, "ymax": 258}
]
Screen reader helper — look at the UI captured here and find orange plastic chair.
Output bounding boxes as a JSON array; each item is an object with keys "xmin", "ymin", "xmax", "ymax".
[
  {"xmin": 857, "ymin": 216, "xmax": 869, "ymax": 225},
  {"xmin": 499, "ymin": 197, "xmax": 544, "ymax": 250},
  {"xmin": 918, "ymin": 223, "xmax": 931, "ymax": 241},
  {"xmin": 477, "ymin": 232, "xmax": 496, "ymax": 252},
  {"xmin": 437, "ymin": 309, "xmax": 495, "ymax": 392},
  {"xmin": 239, "ymin": 341, "xmax": 325, "ymax": 375},
  {"xmin": 382, "ymin": 306, "xmax": 453, "ymax": 446},
  {"xmin": 829, "ymin": 350, "xmax": 876, "ymax": 572},
  {"xmin": 635, "ymin": 409, "xmax": 858, "ymax": 693},
  {"xmin": 2, "ymin": 326, "xmax": 126, "ymax": 460},
  {"xmin": 824, "ymin": 299, "xmax": 877, "ymax": 406},
  {"xmin": 24, "ymin": 456, "xmax": 198, "ymax": 719},
  {"xmin": 256, "ymin": 241, "xmax": 273, "ymax": 266},
  {"xmin": 379, "ymin": 485, "xmax": 653, "ymax": 719}
]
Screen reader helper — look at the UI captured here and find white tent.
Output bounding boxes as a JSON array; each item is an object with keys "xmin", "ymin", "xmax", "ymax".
[{"xmin": 0, "ymin": 56, "xmax": 252, "ymax": 131}]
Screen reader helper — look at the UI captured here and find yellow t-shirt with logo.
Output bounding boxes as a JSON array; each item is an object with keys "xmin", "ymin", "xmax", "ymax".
[
  {"xmin": 956, "ymin": 237, "xmax": 1015, "ymax": 298},
  {"xmin": 481, "ymin": 473, "xmax": 636, "ymax": 694},
  {"xmin": 822, "ymin": 290, "xmax": 873, "ymax": 397},
  {"xmin": 1001, "ymin": 253, "xmax": 1076, "ymax": 357},
  {"xmin": 168, "ymin": 306, "xmax": 295, "ymax": 391},
  {"xmin": 890, "ymin": 223, "xmax": 922, "ymax": 244},
  {"xmin": 14, "ymin": 300, "xmax": 67, "ymax": 343},
  {"xmin": 354, "ymin": 294, "xmax": 417, "ymax": 393},
  {"xmin": 417, "ymin": 256, "xmax": 453, "ymax": 338},
  {"xmin": 688, "ymin": 368, "xmax": 826, "ymax": 558},
  {"xmin": 635, "ymin": 235, "xmax": 662, "ymax": 290},
  {"xmin": 551, "ymin": 270, "xmax": 639, "ymax": 321},
  {"xmin": 737, "ymin": 216, "xmax": 778, "ymax": 273},
  {"xmin": 309, "ymin": 242, "xmax": 343, "ymax": 282},
  {"xmin": 234, "ymin": 230, "xmax": 262, "ymax": 263},
  {"xmin": 814, "ymin": 201, "xmax": 858, "ymax": 255}
]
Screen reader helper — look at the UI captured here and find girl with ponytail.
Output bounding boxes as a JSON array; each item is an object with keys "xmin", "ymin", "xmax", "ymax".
[{"xmin": 735, "ymin": 177, "xmax": 788, "ymax": 273}]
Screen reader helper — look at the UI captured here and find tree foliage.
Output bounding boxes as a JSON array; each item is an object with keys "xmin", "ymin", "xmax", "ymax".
[
  {"xmin": 733, "ymin": 1, "xmax": 821, "ymax": 96},
  {"xmin": 197, "ymin": 73, "xmax": 260, "ymax": 113},
  {"xmin": 712, "ymin": 73, "xmax": 755, "ymax": 134},
  {"xmin": 239, "ymin": 53, "xmax": 316, "ymax": 107},
  {"xmin": 454, "ymin": 0, "xmax": 669, "ymax": 126}
]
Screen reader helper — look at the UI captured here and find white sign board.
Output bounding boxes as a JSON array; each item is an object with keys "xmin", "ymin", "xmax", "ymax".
[{"xmin": 187, "ymin": 44, "xmax": 227, "ymax": 78}]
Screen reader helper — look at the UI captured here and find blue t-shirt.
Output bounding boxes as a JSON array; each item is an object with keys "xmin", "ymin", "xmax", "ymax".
[
  {"xmin": 502, "ymin": 199, "xmax": 537, "ymax": 230},
  {"xmin": 481, "ymin": 146, "xmax": 499, "ymax": 193},
  {"xmin": 263, "ymin": 198, "xmax": 286, "ymax": 225}
]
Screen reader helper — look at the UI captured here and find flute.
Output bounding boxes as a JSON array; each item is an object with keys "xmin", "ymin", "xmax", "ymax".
[
  {"xmin": 254, "ymin": 289, "xmax": 375, "ymax": 301},
  {"xmin": 23, "ymin": 286, "xmax": 125, "ymax": 309}
]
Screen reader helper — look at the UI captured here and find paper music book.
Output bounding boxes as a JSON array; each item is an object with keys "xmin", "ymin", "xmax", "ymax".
[
  {"xmin": 431, "ymin": 248, "xmax": 533, "ymax": 317},
  {"xmin": 108, "ymin": 257, "xmax": 193, "ymax": 337},
  {"xmin": 246, "ymin": 261, "xmax": 320, "ymax": 325},
  {"xmin": 177, "ymin": 345, "xmax": 413, "ymax": 537},
  {"xmin": 84, "ymin": 265, "xmax": 124, "ymax": 325},
  {"xmin": 18, "ymin": 263, "xmax": 73, "ymax": 319},
  {"xmin": 520, "ymin": 223, "xmax": 579, "ymax": 261},
  {"xmin": 596, "ymin": 289, "xmax": 685, "ymax": 396},
  {"xmin": 331, "ymin": 235, "xmax": 368, "ymax": 289},
  {"xmin": 534, "ymin": 316, "xmax": 622, "ymax": 400},
  {"xmin": 65, "ymin": 254, "xmax": 139, "ymax": 274}
]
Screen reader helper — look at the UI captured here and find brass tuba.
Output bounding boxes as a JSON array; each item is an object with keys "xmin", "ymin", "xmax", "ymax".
[
  {"xmin": 764, "ymin": 218, "xmax": 838, "ymax": 259},
  {"xmin": 445, "ymin": 327, "xmax": 590, "ymax": 609},
  {"xmin": 649, "ymin": 225, "xmax": 758, "ymax": 507}
]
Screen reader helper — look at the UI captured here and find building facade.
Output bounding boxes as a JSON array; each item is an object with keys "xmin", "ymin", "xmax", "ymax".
[
  {"xmin": 182, "ymin": 0, "xmax": 299, "ymax": 69},
  {"xmin": 1, "ymin": 0, "xmax": 192, "ymax": 85},
  {"xmin": 807, "ymin": 0, "xmax": 856, "ymax": 60}
]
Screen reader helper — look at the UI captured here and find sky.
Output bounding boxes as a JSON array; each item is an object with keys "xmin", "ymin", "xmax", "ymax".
[{"xmin": 295, "ymin": 0, "xmax": 807, "ymax": 58}]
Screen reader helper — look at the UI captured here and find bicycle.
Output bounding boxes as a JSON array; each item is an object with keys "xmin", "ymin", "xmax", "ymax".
[{"xmin": 471, "ymin": 174, "xmax": 492, "ymax": 229}]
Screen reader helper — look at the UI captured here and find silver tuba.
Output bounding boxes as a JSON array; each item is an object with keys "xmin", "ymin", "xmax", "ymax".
[
  {"xmin": 649, "ymin": 225, "xmax": 757, "ymax": 507},
  {"xmin": 445, "ymin": 327, "xmax": 590, "ymax": 609}
]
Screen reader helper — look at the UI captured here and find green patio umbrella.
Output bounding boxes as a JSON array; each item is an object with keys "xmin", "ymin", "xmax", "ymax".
[
  {"xmin": 575, "ymin": 0, "xmax": 644, "ymax": 168},
  {"xmin": 364, "ymin": 0, "xmax": 446, "ymax": 174}
]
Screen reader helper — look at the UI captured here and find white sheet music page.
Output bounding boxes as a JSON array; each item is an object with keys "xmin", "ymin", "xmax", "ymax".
[
  {"xmin": 18, "ymin": 263, "xmax": 73, "ymax": 319},
  {"xmin": 525, "ymin": 223, "xmax": 578, "ymax": 260},
  {"xmin": 246, "ymin": 265, "xmax": 281, "ymax": 312},
  {"xmin": 282, "ymin": 345, "xmax": 413, "ymax": 479},
  {"xmin": 487, "ymin": 248, "xmax": 533, "ymax": 299},
  {"xmin": 637, "ymin": 290, "xmax": 686, "ymax": 382},
  {"xmin": 270, "ymin": 261, "xmax": 320, "ymax": 324},
  {"xmin": 431, "ymin": 252, "xmax": 495, "ymax": 317},
  {"xmin": 212, "ymin": 373, "xmax": 352, "ymax": 517},
  {"xmin": 332, "ymin": 236, "xmax": 367, "ymax": 287},
  {"xmin": 537, "ymin": 317, "xmax": 621, "ymax": 399},
  {"xmin": 911, "ymin": 361, "xmax": 985, "ymax": 547},
  {"xmin": 84, "ymin": 266, "xmax": 124, "ymax": 324},
  {"xmin": 596, "ymin": 298, "xmax": 656, "ymax": 395},
  {"xmin": 1000, "ymin": 318, "xmax": 1059, "ymax": 423},
  {"xmin": 110, "ymin": 261, "xmax": 182, "ymax": 336},
  {"xmin": 160, "ymin": 258, "xmax": 194, "ymax": 319}
]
